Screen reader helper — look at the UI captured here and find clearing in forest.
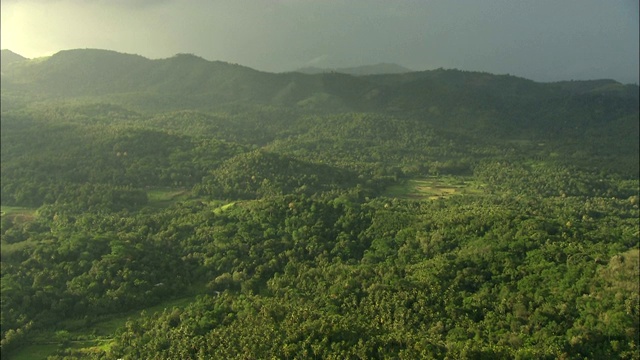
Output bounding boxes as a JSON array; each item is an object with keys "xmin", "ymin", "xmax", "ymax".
[
  {"xmin": 146, "ymin": 188, "xmax": 191, "ymax": 207},
  {"xmin": 0, "ymin": 206, "xmax": 36, "ymax": 223},
  {"xmin": 212, "ymin": 201, "xmax": 237, "ymax": 214},
  {"xmin": 145, "ymin": 188, "xmax": 242, "ymax": 214},
  {"xmin": 383, "ymin": 176, "xmax": 485, "ymax": 200},
  {"xmin": 9, "ymin": 285, "xmax": 207, "ymax": 360}
]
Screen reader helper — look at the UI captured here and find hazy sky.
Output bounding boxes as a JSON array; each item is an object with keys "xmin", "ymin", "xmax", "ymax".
[{"xmin": 1, "ymin": 0, "xmax": 638, "ymax": 83}]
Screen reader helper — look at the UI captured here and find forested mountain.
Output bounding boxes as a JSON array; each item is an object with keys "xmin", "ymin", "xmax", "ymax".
[
  {"xmin": 295, "ymin": 63, "xmax": 412, "ymax": 75},
  {"xmin": 3, "ymin": 49, "xmax": 637, "ymax": 121},
  {"xmin": 1, "ymin": 49, "xmax": 638, "ymax": 359}
]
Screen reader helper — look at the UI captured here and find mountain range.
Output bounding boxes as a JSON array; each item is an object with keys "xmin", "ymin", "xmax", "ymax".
[{"xmin": 2, "ymin": 48, "xmax": 637, "ymax": 119}]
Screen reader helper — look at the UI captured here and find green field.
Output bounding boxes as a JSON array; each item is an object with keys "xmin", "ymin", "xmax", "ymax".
[
  {"xmin": 8, "ymin": 343, "xmax": 59, "ymax": 360},
  {"xmin": 147, "ymin": 192, "xmax": 238, "ymax": 214},
  {"xmin": 212, "ymin": 201, "xmax": 237, "ymax": 214},
  {"xmin": 1, "ymin": 207, "xmax": 38, "ymax": 261},
  {"xmin": 0, "ymin": 206, "xmax": 36, "ymax": 222},
  {"xmin": 9, "ymin": 291, "xmax": 204, "ymax": 360},
  {"xmin": 146, "ymin": 188, "xmax": 192, "ymax": 207},
  {"xmin": 384, "ymin": 176, "xmax": 485, "ymax": 200},
  {"xmin": 0, "ymin": 239, "xmax": 38, "ymax": 261}
]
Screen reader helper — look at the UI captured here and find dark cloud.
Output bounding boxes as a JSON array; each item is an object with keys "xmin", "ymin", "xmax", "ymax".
[{"xmin": 1, "ymin": 0, "xmax": 170, "ymax": 4}]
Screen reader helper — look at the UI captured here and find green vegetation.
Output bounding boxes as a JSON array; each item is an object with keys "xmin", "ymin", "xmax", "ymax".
[{"xmin": 1, "ymin": 49, "xmax": 638, "ymax": 359}]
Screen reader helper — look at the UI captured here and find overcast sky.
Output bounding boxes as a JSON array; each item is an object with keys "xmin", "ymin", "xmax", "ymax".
[{"xmin": 1, "ymin": 0, "xmax": 638, "ymax": 83}]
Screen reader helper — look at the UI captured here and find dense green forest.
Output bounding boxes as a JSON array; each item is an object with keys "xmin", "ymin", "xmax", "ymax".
[{"xmin": 1, "ymin": 49, "xmax": 638, "ymax": 359}]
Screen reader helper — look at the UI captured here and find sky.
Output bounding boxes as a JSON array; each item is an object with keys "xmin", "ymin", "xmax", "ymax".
[{"xmin": 1, "ymin": 0, "xmax": 638, "ymax": 84}]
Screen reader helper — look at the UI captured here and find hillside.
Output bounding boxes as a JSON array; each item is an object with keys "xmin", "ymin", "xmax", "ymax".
[{"xmin": 1, "ymin": 48, "xmax": 639, "ymax": 359}]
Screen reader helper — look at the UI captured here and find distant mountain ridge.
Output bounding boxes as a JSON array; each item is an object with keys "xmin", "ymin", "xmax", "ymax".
[
  {"xmin": 1, "ymin": 48, "xmax": 637, "ymax": 140},
  {"xmin": 295, "ymin": 63, "xmax": 412, "ymax": 76}
]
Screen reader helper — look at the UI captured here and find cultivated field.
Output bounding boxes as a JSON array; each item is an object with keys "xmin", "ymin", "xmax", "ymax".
[{"xmin": 383, "ymin": 176, "xmax": 485, "ymax": 200}]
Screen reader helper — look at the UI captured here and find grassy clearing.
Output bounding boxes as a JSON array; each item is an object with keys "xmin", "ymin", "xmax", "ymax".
[
  {"xmin": 12, "ymin": 282, "xmax": 208, "ymax": 359},
  {"xmin": 146, "ymin": 188, "xmax": 191, "ymax": 207},
  {"xmin": 384, "ymin": 176, "xmax": 485, "ymax": 200},
  {"xmin": 8, "ymin": 343, "xmax": 59, "ymax": 360},
  {"xmin": 1, "ymin": 207, "xmax": 39, "ymax": 261},
  {"xmin": 79, "ymin": 296, "xmax": 198, "ymax": 336},
  {"xmin": 1, "ymin": 206, "xmax": 36, "ymax": 223},
  {"xmin": 212, "ymin": 201, "xmax": 237, "ymax": 214},
  {"xmin": 1, "ymin": 206, "xmax": 33, "ymax": 215},
  {"xmin": 1, "ymin": 239, "xmax": 38, "ymax": 261}
]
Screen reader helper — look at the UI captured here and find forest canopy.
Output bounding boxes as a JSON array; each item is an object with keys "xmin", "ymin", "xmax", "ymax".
[{"xmin": 1, "ymin": 49, "xmax": 638, "ymax": 359}]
